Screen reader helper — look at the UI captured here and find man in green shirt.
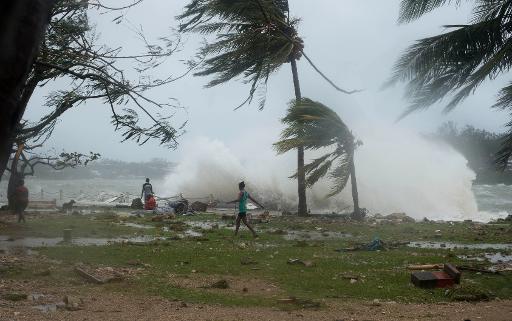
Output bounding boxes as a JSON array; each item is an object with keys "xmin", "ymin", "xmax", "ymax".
[{"xmin": 229, "ymin": 181, "xmax": 264, "ymax": 238}]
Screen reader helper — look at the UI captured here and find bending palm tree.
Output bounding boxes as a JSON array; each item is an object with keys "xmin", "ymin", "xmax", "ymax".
[
  {"xmin": 389, "ymin": 0, "xmax": 512, "ymax": 168},
  {"xmin": 178, "ymin": 0, "xmax": 357, "ymax": 216},
  {"xmin": 274, "ymin": 98, "xmax": 362, "ymax": 219}
]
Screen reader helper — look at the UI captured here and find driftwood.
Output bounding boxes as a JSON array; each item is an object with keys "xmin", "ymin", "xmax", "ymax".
[
  {"xmin": 74, "ymin": 266, "xmax": 105, "ymax": 284},
  {"xmin": 407, "ymin": 264, "xmax": 443, "ymax": 270},
  {"xmin": 407, "ymin": 264, "xmax": 503, "ymax": 275},
  {"xmin": 74, "ymin": 266, "xmax": 124, "ymax": 284}
]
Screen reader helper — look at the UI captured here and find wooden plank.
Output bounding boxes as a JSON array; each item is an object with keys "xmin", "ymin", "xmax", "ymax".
[{"xmin": 74, "ymin": 266, "xmax": 105, "ymax": 284}]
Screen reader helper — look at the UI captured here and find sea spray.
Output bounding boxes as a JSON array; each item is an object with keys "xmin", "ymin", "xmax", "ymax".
[
  {"xmin": 162, "ymin": 133, "xmax": 496, "ymax": 221},
  {"xmin": 353, "ymin": 126, "xmax": 479, "ymax": 221}
]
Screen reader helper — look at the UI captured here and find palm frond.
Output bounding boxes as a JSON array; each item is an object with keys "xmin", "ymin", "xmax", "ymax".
[
  {"xmin": 399, "ymin": 0, "xmax": 466, "ymax": 23},
  {"xmin": 274, "ymin": 98, "xmax": 356, "ymax": 197},
  {"xmin": 393, "ymin": 0, "xmax": 512, "ymax": 167},
  {"xmin": 326, "ymin": 156, "xmax": 351, "ymax": 198},
  {"xmin": 177, "ymin": 0, "xmax": 302, "ymax": 109}
]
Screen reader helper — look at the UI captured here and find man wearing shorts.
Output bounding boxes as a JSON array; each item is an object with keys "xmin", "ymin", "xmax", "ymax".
[{"xmin": 229, "ymin": 181, "xmax": 264, "ymax": 238}]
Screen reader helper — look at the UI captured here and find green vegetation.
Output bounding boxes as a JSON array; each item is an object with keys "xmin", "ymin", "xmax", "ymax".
[
  {"xmin": 275, "ymin": 99, "xmax": 361, "ymax": 218},
  {"xmin": 1, "ymin": 213, "xmax": 510, "ymax": 308},
  {"xmin": 391, "ymin": 0, "xmax": 512, "ymax": 168}
]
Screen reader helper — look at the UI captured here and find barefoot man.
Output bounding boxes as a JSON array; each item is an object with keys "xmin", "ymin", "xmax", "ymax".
[{"xmin": 229, "ymin": 181, "xmax": 264, "ymax": 238}]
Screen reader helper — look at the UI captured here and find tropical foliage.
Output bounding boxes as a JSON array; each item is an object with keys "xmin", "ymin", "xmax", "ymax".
[
  {"xmin": 274, "ymin": 99, "xmax": 357, "ymax": 199},
  {"xmin": 178, "ymin": 0, "xmax": 303, "ymax": 109},
  {"xmin": 389, "ymin": 0, "xmax": 512, "ymax": 168}
]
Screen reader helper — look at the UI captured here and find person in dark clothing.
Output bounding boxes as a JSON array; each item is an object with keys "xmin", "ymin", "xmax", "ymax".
[
  {"xmin": 141, "ymin": 178, "xmax": 154, "ymax": 202},
  {"xmin": 14, "ymin": 179, "xmax": 29, "ymax": 223}
]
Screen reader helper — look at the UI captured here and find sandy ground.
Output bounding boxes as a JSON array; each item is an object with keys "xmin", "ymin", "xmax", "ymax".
[{"xmin": 0, "ymin": 286, "xmax": 511, "ymax": 321}]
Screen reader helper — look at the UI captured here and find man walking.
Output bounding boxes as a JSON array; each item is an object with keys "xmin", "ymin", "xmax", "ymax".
[{"xmin": 229, "ymin": 181, "xmax": 264, "ymax": 238}]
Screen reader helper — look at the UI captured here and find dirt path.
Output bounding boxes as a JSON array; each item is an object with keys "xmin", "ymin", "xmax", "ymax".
[{"xmin": 1, "ymin": 288, "xmax": 511, "ymax": 321}]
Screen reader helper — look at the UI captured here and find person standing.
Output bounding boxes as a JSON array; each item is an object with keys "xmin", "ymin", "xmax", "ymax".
[
  {"xmin": 14, "ymin": 179, "xmax": 29, "ymax": 223},
  {"xmin": 141, "ymin": 178, "xmax": 154, "ymax": 202},
  {"xmin": 229, "ymin": 181, "xmax": 264, "ymax": 238}
]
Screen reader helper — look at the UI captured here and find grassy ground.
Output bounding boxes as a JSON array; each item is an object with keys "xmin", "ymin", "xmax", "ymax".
[{"xmin": 1, "ymin": 211, "xmax": 511, "ymax": 309}]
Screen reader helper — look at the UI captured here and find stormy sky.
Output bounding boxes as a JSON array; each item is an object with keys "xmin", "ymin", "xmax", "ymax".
[{"xmin": 24, "ymin": 0, "xmax": 509, "ymax": 162}]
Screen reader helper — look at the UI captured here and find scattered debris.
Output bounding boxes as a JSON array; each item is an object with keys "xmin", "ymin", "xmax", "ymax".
[
  {"xmin": 75, "ymin": 265, "xmax": 124, "ymax": 284},
  {"xmin": 190, "ymin": 202, "xmax": 208, "ymax": 212},
  {"xmin": 370, "ymin": 212, "xmax": 415, "ymax": 224},
  {"xmin": 131, "ymin": 198, "xmax": 144, "ymax": 210},
  {"xmin": 411, "ymin": 263, "xmax": 461, "ymax": 289},
  {"xmin": 336, "ymin": 237, "xmax": 386, "ymax": 252}
]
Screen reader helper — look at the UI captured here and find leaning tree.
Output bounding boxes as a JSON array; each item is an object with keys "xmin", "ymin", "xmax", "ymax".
[
  {"xmin": 178, "ymin": 0, "xmax": 357, "ymax": 216},
  {"xmin": 5, "ymin": 144, "xmax": 100, "ymax": 209},
  {"xmin": 0, "ymin": 0, "xmax": 198, "ymax": 180},
  {"xmin": 0, "ymin": 0, "xmax": 56, "ymax": 183},
  {"xmin": 389, "ymin": 0, "xmax": 512, "ymax": 169},
  {"xmin": 274, "ymin": 98, "xmax": 363, "ymax": 219}
]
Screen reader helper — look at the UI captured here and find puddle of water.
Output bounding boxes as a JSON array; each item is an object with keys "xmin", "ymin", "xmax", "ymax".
[
  {"xmin": 283, "ymin": 230, "xmax": 352, "ymax": 241},
  {"xmin": 186, "ymin": 221, "xmax": 227, "ymax": 230},
  {"xmin": 0, "ymin": 235, "xmax": 169, "ymax": 251},
  {"xmin": 120, "ymin": 222, "xmax": 154, "ymax": 229},
  {"xmin": 486, "ymin": 253, "xmax": 512, "ymax": 263},
  {"xmin": 183, "ymin": 230, "xmax": 203, "ymax": 237},
  {"xmin": 408, "ymin": 241, "xmax": 512, "ymax": 250},
  {"xmin": 458, "ymin": 253, "xmax": 512, "ymax": 264}
]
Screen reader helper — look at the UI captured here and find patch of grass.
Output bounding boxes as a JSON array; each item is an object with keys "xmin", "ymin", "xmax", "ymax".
[{"xmin": 2, "ymin": 213, "xmax": 511, "ymax": 308}]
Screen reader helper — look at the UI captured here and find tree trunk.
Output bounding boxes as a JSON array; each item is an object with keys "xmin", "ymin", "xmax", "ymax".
[
  {"xmin": 290, "ymin": 58, "xmax": 308, "ymax": 216},
  {"xmin": 349, "ymin": 154, "xmax": 362, "ymax": 220},
  {"xmin": 0, "ymin": 0, "xmax": 55, "ymax": 181},
  {"xmin": 7, "ymin": 144, "xmax": 24, "ymax": 209}
]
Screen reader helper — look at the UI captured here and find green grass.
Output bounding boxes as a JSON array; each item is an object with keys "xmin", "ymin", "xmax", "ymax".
[{"xmin": 1, "ymin": 212, "xmax": 511, "ymax": 308}]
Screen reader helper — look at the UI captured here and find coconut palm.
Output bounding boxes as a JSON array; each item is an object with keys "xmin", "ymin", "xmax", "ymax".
[
  {"xmin": 274, "ymin": 98, "xmax": 362, "ymax": 219},
  {"xmin": 389, "ymin": 0, "xmax": 512, "ymax": 168},
  {"xmin": 178, "ymin": 0, "xmax": 357, "ymax": 216}
]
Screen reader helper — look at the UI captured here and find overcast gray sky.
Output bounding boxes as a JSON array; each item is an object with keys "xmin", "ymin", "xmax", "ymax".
[{"xmin": 25, "ymin": 0, "xmax": 508, "ymax": 162}]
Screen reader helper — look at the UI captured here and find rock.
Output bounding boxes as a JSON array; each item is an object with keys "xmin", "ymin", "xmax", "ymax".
[
  {"xmin": 190, "ymin": 201, "xmax": 208, "ymax": 212},
  {"xmin": 63, "ymin": 296, "xmax": 83, "ymax": 311},
  {"xmin": 372, "ymin": 299, "xmax": 381, "ymax": 306},
  {"xmin": 350, "ymin": 279, "xmax": 358, "ymax": 284},
  {"xmin": 210, "ymin": 279, "xmax": 229, "ymax": 289},
  {"xmin": 2, "ymin": 293, "xmax": 27, "ymax": 301},
  {"xmin": 131, "ymin": 198, "xmax": 144, "ymax": 210}
]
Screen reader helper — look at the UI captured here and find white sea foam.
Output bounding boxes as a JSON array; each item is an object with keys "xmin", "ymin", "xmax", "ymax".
[{"xmin": 162, "ymin": 128, "xmax": 502, "ymax": 221}]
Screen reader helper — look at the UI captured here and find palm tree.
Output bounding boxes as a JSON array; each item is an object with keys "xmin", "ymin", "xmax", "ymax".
[
  {"xmin": 274, "ymin": 98, "xmax": 363, "ymax": 219},
  {"xmin": 389, "ymin": 0, "xmax": 512, "ymax": 169},
  {"xmin": 178, "ymin": 0, "xmax": 356, "ymax": 216}
]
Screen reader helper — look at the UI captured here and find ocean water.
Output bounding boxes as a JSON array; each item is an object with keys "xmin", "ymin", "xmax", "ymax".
[{"xmin": 0, "ymin": 178, "xmax": 510, "ymax": 222}]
